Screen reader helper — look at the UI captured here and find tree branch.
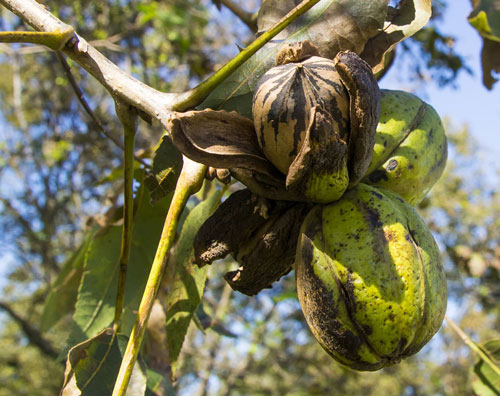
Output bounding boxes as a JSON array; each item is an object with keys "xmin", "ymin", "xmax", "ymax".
[
  {"xmin": 0, "ymin": 0, "xmax": 182, "ymax": 125},
  {"xmin": 112, "ymin": 157, "xmax": 206, "ymax": 396},
  {"xmin": 0, "ymin": 301, "xmax": 59, "ymax": 359},
  {"xmin": 1, "ymin": 0, "xmax": 320, "ymax": 124},
  {"xmin": 113, "ymin": 101, "xmax": 138, "ymax": 331}
]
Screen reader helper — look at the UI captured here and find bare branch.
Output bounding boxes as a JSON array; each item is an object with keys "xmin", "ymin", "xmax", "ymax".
[{"xmin": 0, "ymin": 301, "xmax": 59, "ymax": 359}]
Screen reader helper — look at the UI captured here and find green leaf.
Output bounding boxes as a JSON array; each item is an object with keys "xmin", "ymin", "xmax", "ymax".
[
  {"xmin": 61, "ymin": 329, "xmax": 147, "ymax": 396},
  {"xmin": 145, "ymin": 369, "xmax": 176, "ymax": 396},
  {"xmin": 199, "ymin": 0, "xmax": 388, "ymax": 118},
  {"xmin": 65, "ymin": 189, "xmax": 172, "ymax": 352},
  {"xmin": 41, "ymin": 230, "xmax": 95, "ymax": 332},
  {"xmin": 144, "ymin": 136, "xmax": 183, "ymax": 205},
  {"xmin": 473, "ymin": 339, "xmax": 500, "ymax": 396},
  {"xmin": 469, "ymin": 0, "xmax": 500, "ymax": 42},
  {"xmin": 165, "ymin": 187, "xmax": 222, "ymax": 379}
]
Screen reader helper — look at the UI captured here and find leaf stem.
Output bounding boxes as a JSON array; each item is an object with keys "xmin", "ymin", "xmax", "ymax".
[
  {"xmin": 111, "ymin": 157, "xmax": 206, "ymax": 396},
  {"xmin": 113, "ymin": 102, "xmax": 139, "ymax": 331},
  {"xmin": 0, "ymin": 28, "xmax": 75, "ymax": 50},
  {"xmin": 445, "ymin": 315, "xmax": 500, "ymax": 377},
  {"xmin": 173, "ymin": 0, "xmax": 321, "ymax": 110}
]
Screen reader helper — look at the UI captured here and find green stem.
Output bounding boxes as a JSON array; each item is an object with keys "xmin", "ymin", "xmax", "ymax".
[
  {"xmin": 445, "ymin": 315, "xmax": 500, "ymax": 377},
  {"xmin": 112, "ymin": 157, "xmax": 206, "ymax": 396},
  {"xmin": 113, "ymin": 102, "xmax": 138, "ymax": 331},
  {"xmin": 0, "ymin": 28, "xmax": 74, "ymax": 50},
  {"xmin": 173, "ymin": 0, "xmax": 320, "ymax": 111}
]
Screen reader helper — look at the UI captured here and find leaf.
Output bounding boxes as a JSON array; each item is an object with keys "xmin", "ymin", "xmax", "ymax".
[
  {"xmin": 168, "ymin": 109, "xmax": 276, "ymax": 176},
  {"xmin": 361, "ymin": 0, "xmax": 432, "ymax": 73},
  {"xmin": 257, "ymin": 0, "xmax": 388, "ymax": 58},
  {"xmin": 479, "ymin": 38, "xmax": 500, "ymax": 89},
  {"xmin": 469, "ymin": 0, "xmax": 500, "ymax": 42},
  {"xmin": 144, "ymin": 136, "xmax": 183, "ymax": 205},
  {"xmin": 41, "ymin": 230, "xmax": 95, "ymax": 332},
  {"xmin": 64, "ymin": 189, "xmax": 172, "ymax": 353},
  {"xmin": 61, "ymin": 329, "xmax": 147, "ymax": 396},
  {"xmin": 468, "ymin": 0, "xmax": 500, "ymax": 89},
  {"xmin": 165, "ymin": 187, "xmax": 222, "ymax": 379},
  {"xmin": 472, "ymin": 339, "xmax": 500, "ymax": 396},
  {"xmin": 200, "ymin": 0, "xmax": 388, "ymax": 118},
  {"xmin": 145, "ymin": 369, "xmax": 176, "ymax": 396},
  {"xmin": 95, "ymin": 163, "xmax": 144, "ymax": 186}
]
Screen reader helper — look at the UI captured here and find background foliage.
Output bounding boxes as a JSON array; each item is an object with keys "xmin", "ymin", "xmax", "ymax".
[{"xmin": 0, "ymin": 0, "xmax": 499, "ymax": 395}]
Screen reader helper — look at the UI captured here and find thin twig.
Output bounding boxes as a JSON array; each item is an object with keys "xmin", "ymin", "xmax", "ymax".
[
  {"xmin": 113, "ymin": 101, "xmax": 138, "ymax": 331},
  {"xmin": 445, "ymin": 315, "xmax": 500, "ymax": 377},
  {"xmin": 55, "ymin": 52, "xmax": 150, "ymax": 168},
  {"xmin": 0, "ymin": 29, "xmax": 74, "ymax": 50},
  {"xmin": 195, "ymin": 282, "xmax": 233, "ymax": 396},
  {"xmin": 111, "ymin": 157, "xmax": 206, "ymax": 396}
]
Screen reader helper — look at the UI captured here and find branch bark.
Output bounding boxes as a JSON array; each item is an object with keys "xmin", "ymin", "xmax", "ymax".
[{"xmin": 0, "ymin": 301, "xmax": 59, "ymax": 359}]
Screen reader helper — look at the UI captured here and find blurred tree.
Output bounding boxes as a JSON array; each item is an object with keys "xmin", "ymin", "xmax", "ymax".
[{"xmin": 0, "ymin": 0, "xmax": 498, "ymax": 395}]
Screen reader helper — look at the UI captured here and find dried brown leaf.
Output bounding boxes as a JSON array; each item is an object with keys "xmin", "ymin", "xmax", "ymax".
[
  {"xmin": 361, "ymin": 0, "xmax": 432, "ymax": 73},
  {"xmin": 257, "ymin": 0, "xmax": 388, "ymax": 59},
  {"xmin": 481, "ymin": 37, "xmax": 500, "ymax": 89},
  {"xmin": 168, "ymin": 109, "xmax": 278, "ymax": 177}
]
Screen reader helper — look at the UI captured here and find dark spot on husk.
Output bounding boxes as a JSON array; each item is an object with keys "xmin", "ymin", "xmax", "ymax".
[
  {"xmin": 370, "ymin": 189, "xmax": 384, "ymax": 200},
  {"xmin": 364, "ymin": 205, "xmax": 383, "ymax": 230},
  {"xmin": 368, "ymin": 169, "xmax": 388, "ymax": 183},
  {"xmin": 299, "ymin": 238, "xmax": 368, "ymax": 364}
]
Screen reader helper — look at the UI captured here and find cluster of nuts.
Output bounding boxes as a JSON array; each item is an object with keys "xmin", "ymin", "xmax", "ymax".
[{"xmin": 169, "ymin": 41, "xmax": 448, "ymax": 371}]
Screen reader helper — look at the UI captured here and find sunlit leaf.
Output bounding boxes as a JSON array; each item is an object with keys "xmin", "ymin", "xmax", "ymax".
[
  {"xmin": 469, "ymin": 0, "xmax": 500, "ymax": 42},
  {"xmin": 472, "ymin": 339, "xmax": 500, "ymax": 396},
  {"xmin": 165, "ymin": 186, "xmax": 222, "ymax": 379}
]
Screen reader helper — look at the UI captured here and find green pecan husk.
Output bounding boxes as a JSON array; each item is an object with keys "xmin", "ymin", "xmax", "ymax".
[{"xmin": 296, "ymin": 184, "xmax": 447, "ymax": 371}]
